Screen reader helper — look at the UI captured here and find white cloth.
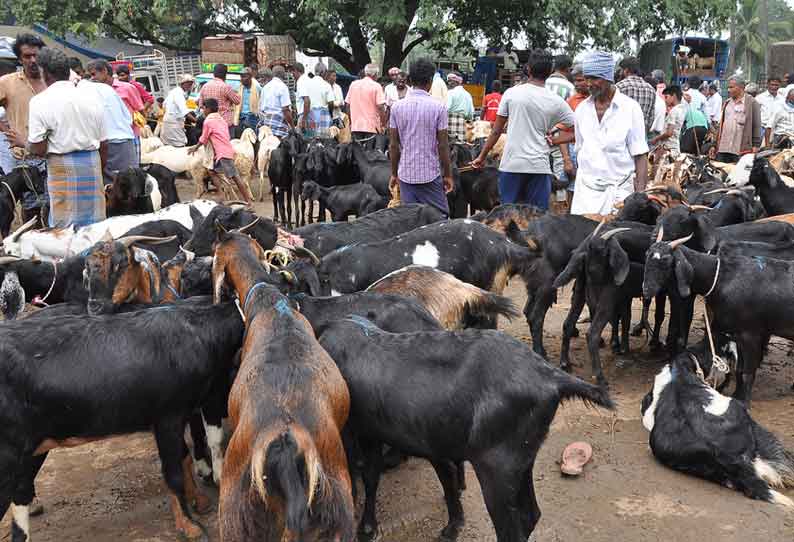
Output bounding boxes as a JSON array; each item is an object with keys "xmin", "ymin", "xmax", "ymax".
[
  {"xmin": 572, "ymin": 90, "xmax": 649, "ymax": 215},
  {"xmin": 298, "ymin": 75, "xmax": 333, "ymax": 112},
  {"xmin": 260, "ymin": 77, "xmax": 292, "ymax": 112},
  {"xmin": 706, "ymin": 92, "xmax": 723, "ymax": 122},
  {"xmin": 385, "ymin": 83, "xmax": 411, "ymax": 107},
  {"xmin": 661, "ymin": 103, "xmax": 686, "ymax": 154},
  {"xmin": 430, "ymin": 73, "xmax": 448, "ymax": 103},
  {"xmin": 331, "ymin": 82, "xmax": 344, "ymax": 119},
  {"xmin": 685, "ymin": 88, "xmax": 708, "ymax": 115},
  {"xmin": 28, "ymin": 79, "xmax": 105, "ymax": 154},
  {"xmin": 651, "ymin": 94, "xmax": 666, "ymax": 133},
  {"xmin": 756, "ymin": 90, "xmax": 784, "ymax": 127},
  {"xmin": 295, "ymin": 73, "xmax": 311, "ymax": 114},
  {"xmin": 84, "ymin": 80, "xmax": 134, "ymax": 141},
  {"xmin": 767, "ymin": 103, "xmax": 794, "ymax": 135},
  {"xmin": 163, "ymin": 86, "xmax": 190, "ymax": 121}
]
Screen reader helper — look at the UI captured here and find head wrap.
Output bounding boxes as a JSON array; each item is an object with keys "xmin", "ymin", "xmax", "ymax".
[
  {"xmin": 582, "ymin": 51, "xmax": 615, "ymax": 82},
  {"xmin": 447, "ymin": 72, "xmax": 463, "ymax": 84},
  {"xmin": 388, "ymin": 67, "xmax": 400, "ymax": 76}
]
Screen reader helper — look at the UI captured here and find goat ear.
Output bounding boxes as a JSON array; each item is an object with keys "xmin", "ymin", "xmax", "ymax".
[
  {"xmin": 553, "ymin": 250, "xmax": 585, "ymax": 288},
  {"xmin": 505, "ymin": 220, "xmax": 523, "ymax": 244},
  {"xmin": 694, "ymin": 214, "xmax": 717, "ymax": 252},
  {"xmin": 189, "ymin": 205, "xmax": 204, "ymax": 230},
  {"xmin": 673, "ymin": 250, "xmax": 694, "ymax": 298},
  {"xmin": 608, "ymin": 238, "xmax": 630, "ymax": 286}
]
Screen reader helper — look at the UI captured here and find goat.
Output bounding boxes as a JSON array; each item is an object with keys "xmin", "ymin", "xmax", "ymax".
[
  {"xmin": 144, "ymin": 163, "xmax": 180, "ymax": 206},
  {"xmin": 231, "ymin": 127, "xmax": 257, "ymax": 196},
  {"xmin": 0, "ymin": 268, "xmax": 24, "ymax": 320},
  {"xmin": 3, "ymin": 200, "xmax": 217, "ymax": 261},
  {"xmin": 184, "ymin": 205, "xmax": 277, "ymax": 256},
  {"xmin": 480, "ymin": 203, "xmax": 545, "ymax": 234},
  {"xmin": 745, "ymin": 157, "xmax": 794, "ymax": 216},
  {"xmin": 105, "ymin": 167, "xmax": 161, "ymax": 217},
  {"xmin": 319, "ymin": 317, "xmax": 614, "ymax": 542},
  {"xmin": 365, "ymin": 265, "xmax": 518, "ymax": 329},
  {"xmin": 256, "ymin": 125, "xmax": 281, "ymax": 202},
  {"xmin": 0, "ymin": 253, "xmax": 88, "ymax": 311},
  {"xmin": 292, "ymin": 204, "xmax": 445, "ymax": 257},
  {"xmin": 641, "ymin": 352, "xmax": 794, "ymax": 508},
  {"xmin": 351, "ymin": 141, "xmax": 390, "ymax": 197},
  {"xmin": 212, "ymin": 232, "xmax": 355, "ymax": 541},
  {"xmin": 644, "ymin": 232, "xmax": 794, "ymax": 403},
  {"xmin": 0, "ymin": 297, "xmax": 244, "ymax": 541},
  {"xmin": 269, "ymin": 136, "xmax": 296, "ymax": 226},
  {"xmin": 0, "ymin": 165, "xmax": 46, "ymax": 238},
  {"xmin": 315, "ymin": 219, "xmax": 540, "ymax": 297},
  {"xmin": 117, "ymin": 219, "xmax": 193, "ymax": 262},
  {"xmin": 301, "ymin": 180, "xmax": 384, "ymax": 223}
]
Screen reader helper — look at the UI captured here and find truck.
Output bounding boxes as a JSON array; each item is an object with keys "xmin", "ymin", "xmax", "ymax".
[
  {"xmin": 113, "ymin": 49, "xmax": 202, "ymax": 100},
  {"xmin": 639, "ymin": 37, "xmax": 730, "ymax": 86},
  {"xmin": 200, "ymin": 34, "xmax": 297, "ymax": 74}
]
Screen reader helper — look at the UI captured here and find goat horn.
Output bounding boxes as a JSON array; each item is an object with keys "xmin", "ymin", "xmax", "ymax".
[
  {"xmin": 591, "ymin": 219, "xmax": 606, "ymax": 238},
  {"xmin": 179, "ymin": 245, "xmax": 196, "ymax": 263},
  {"xmin": 232, "ymin": 217, "xmax": 260, "ymax": 234},
  {"xmin": 601, "ymin": 227, "xmax": 630, "ymax": 240},
  {"xmin": 703, "ymin": 188, "xmax": 731, "ymax": 195},
  {"xmin": 117, "ymin": 235, "xmax": 178, "ymax": 248},
  {"xmin": 668, "ymin": 233, "xmax": 693, "ymax": 249},
  {"xmin": 279, "ymin": 270, "xmax": 296, "ymax": 284},
  {"xmin": 656, "ymin": 225, "xmax": 664, "ymax": 243},
  {"xmin": 644, "ymin": 186, "xmax": 667, "ymax": 194},
  {"xmin": 688, "ymin": 205, "xmax": 712, "ymax": 211},
  {"xmin": 278, "ymin": 242, "xmax": 321, "ymax": 266},
  {"xmin": 726, "ymin": 189, "xmax": 745, "ymax": 196},
  {"xmin": 9, "ymin": 216, "xmax": 38, "ymax": 242},
  {"xmin": 0, "ymin": 256, "xmax": 22, "ymax": 265}
]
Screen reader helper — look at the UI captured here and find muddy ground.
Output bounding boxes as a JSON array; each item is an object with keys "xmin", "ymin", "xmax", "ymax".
[{"xmin": 3, "ymin": 178, "xmax": 794, "ymax": 541}]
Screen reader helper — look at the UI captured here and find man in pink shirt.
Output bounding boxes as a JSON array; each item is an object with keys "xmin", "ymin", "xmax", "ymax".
[
  {"xmin": 188, "ymin": 97, "xmax": 253, "ymax": 203},
  {"xmin": 115, "ymin": 64, "xmax": 154, "ymax": 114},
  {"xmin": 345, "ymin": 63, "xmax": 387, "ymax": 149}
]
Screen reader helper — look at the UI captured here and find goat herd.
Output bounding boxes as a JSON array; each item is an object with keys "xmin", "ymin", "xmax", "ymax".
[{"xmin": 1, "ymin": 143, "xmax": 794, "ymax": 541}]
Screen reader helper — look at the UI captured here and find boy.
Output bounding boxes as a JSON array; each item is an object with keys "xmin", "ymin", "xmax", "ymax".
[
  {"xmin": 189, "ymin": 98, "xmax": 253, "ymax": 203},
  {"xmin": 651, "ymin": 85, "xmax": 686, "ymax": 156}
]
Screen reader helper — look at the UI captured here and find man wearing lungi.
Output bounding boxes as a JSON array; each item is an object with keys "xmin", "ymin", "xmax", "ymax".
[
  {"xmin": 259, "ymin": 65, "xmax": 294, "ymax": 139},
  {"xmin": 161, "ymin": 75, "xmax": 196, "ymax": 147},
  {"xmin": 445, "ymin": 72, "xmax": 474, "ymax": 142},
  {"xmin": 25, "ymin": 48, "xmax": 106, "ymax": 228},
  {"xmin": 297, "ymin": 62, "xmax": 334, "ymax": 138}
]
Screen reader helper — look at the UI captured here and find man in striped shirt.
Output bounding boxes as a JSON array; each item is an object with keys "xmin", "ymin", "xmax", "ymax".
[
  {"xmin": 389, "ymin": 58, "xmax": 453, "ymax": 217},
  {"xmin": 198, "ymin": 64, "xmax": 240, "ymax": 138}
]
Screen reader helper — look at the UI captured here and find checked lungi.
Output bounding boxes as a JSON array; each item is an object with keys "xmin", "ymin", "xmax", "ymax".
[
  {"xmin": 447, "ymin": 112, "xmax": 467, "ymax": 142},
  {"xmin": 46, "ymin": 149, "xmax": 106, "ymax": 228},
  {"xmin": 261, "ymin": 105, "xmax": 289, "ymax": 138},
  {"xmin": 301, "ymin": 107, "xmax": 332, "ymax": 138}
]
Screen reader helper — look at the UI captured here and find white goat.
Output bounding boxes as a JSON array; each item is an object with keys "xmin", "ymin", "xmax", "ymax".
[
  {"xmin": 231, "ymin": 128, "xmax": 257, "ymax": 196},
  {"xmin": 140, "ymin": 136, "xmax": 164, "ymax": 156},
  {"xmin": 3, "ymin": 200, "xmax": 217, "ymax": 261},
  {"xmin": 256, "ymin": 125, "xmax": 282, "ymax": 201}
]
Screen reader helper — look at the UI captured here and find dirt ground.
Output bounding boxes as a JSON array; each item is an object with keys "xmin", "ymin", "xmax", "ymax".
[{"xmin": 3, "ymin": 179, "xmax": 794, "ymax": 541}]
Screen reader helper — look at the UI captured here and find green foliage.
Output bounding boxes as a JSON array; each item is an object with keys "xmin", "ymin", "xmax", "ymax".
[{"xmin": 733, "ymin": 0, "xmax": 794, "ymax": 80}]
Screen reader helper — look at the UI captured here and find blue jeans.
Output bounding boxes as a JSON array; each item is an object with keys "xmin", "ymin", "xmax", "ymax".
[{"xmin": 498, "ymin": 171, "xmax": 551, "ymax": 210}]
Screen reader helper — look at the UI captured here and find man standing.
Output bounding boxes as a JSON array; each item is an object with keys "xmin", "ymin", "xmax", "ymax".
[
  {"xmin": 545, "ymin": 55, "xmax": 574, "ymax": 100},
  {"xmin": 570, "ymin": 51, "xmax": 649, "ymax": 216},
  {"xmin": 711, "ymin": 76, "xmax": 761, "ymax": 163},
  {"xmin": 683, "ymin": 75, "xmax": 708, "ymax": 115},
  {"xmin": 389, "ymin": 58, "xmax": 453, "ymax": 217},
  {"xmin": 25, "ymin": 48, "xmax": 105, "ymax": 227},
  {"xmin": 705, "ymin": 83, "xmax": 723, "ymax": 125},
  {"xmin": 189, "ymin": 97, "xmax": 253, "ymax": 203},
  {"xmin": 326, "ymin": 69, "xmax": 345, "ymax": 125},
  {"xmin": 259, "ymin": 65, "xmax": 294, "ymax": 138},
  {"xmin": 472, "ymin": 49, "xmax": 575, "ymax": 210},
  {"xmin": 616, "ymin": 56, "xmax": 656, "ymax": 134},
  {"xmin": 445, "ymin": 72, "xmax": 474, "ymax": 142},
  {"xmin": 198, "ymin": 64, "xmax": 240, "ymax": 138},
  {"xmin": 650, "ymin": 86, "xmax": 687, "ymax": 156},
  {"xmin": 298, "ymin": 62, "xmax": 334, "ymax": 138},
  {"xmin": 292, "ymin": 63, "xmax": 309, "ymax": 117},
  {"xmin": 233, "ymin": 66, "xmax": 261, "ymax": 137},
  {"xmin": 384, "ymin": 67, "xmax": 401, "ymax": 104},
  {"xmin": 257, "ymin": 68, "xmax": 272, "ymax": 88},
  {"xmin": 430, "ymin": 71, "xmax": 448, "ymax": 103},
  {"xmin": 385, "ymin": 71, "xmax": 410, "ymax": 108},
  {"xmin": 161, "ymin": 74, "xmax": 196, "ymax": 147},
  {"xmin": 115, "ymin": 63, "xmax": 154, "ymax": 115},
  {"xmin": 0, "ymin": 33, "xmax": 48, "ymax": 220},
  {"xmin": 345, "ymin": 63, "xmax": 387, "ymax": 147},
  {"xmin": 560, "ymin": 64, "xmax": 590, "ymax": 203},
  {"xmin": 86, "ymin": 63, "xmax": 137, "ymax": 184},
  {"xmin": 481, "ymin": 80, "xmax": 502, "ymax": 123},
  {"xmin": 756, "ymin": 75, "xmax": 783, "ymax": 142},
  {"xmin": 766, "ymin": 87, "xmax": 794, "ymax": 147}
]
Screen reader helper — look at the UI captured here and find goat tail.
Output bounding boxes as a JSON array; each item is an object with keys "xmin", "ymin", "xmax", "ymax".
[
  {"xmin": 250, "ymin": 425, "xmax": 326, "ymax": 535},
  {"xmin": 464, "ymin": 291, "xmax": 520, "ymax": 322},
  {"xmin": 554, "ymin": 371, "xmax": 615, "ymax": 411},
  {"xmin": 753, "ymin": 423, "xmax": 794, "ymax": 492}
]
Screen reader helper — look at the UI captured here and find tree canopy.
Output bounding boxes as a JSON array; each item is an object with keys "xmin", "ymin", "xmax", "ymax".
[{"xmin": 5, "ymin": 0, "xmax": 736, "ymax": 73}]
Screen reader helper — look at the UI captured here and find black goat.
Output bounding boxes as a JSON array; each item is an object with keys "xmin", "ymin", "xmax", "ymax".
[
  {"xmin": 184, "ymin": 205, "xmax": 277, "ymax": 256},
  {"xmin": 0, "ymin": 253, "xmax": 88, "ymax": 308},
  {"xmin": 319, "ymin": 317, "xmax": 614, "ymax": 542},
  {"xmin": 0, "ymin": 298, "xmax": 244, "ymax": 541},
  {"xmin": 269, "ymin": 138, "xmax": 295, "ymax": 226},
  {"xmin": 105, "ymin": 168, "xmax": 157, "ymax": 217},
  {"xmin": 748, "ymin": 157, "xmax": 794, "ymax": 216},
  {"xmin": 118, "ymin": 219, "xmax": 193, "ymax": 261},
  {"xmin": 300, "ymin": 180, "xmax": 384, "ymax": 223},
  {"xmin": 641, "ymin": 353, "xmax": 794, "ymax": 508},
  {"xmin": 144, "ymin": 163, "xmax": 180, "ymax": 206},
  {"xmin": 351, "ymin": 141, "xmax": 390, "ymax": 197},
  {"xmin": 292, "ymin": 204, "xmax": 445, "ymax": 257},
  {"xmin": 0, "ymin": 166, "xmax": 46, "ymax": 238}
]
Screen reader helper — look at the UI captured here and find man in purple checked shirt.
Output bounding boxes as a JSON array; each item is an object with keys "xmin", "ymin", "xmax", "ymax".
[{"xmin": 389, "ymin": 58, "xmax": 453, "ymax": 217}]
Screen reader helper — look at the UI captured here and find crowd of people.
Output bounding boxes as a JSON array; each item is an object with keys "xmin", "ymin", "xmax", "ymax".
[{"xmin": 1, "ymin": 30, "xmax": 794, "ymax": 230}]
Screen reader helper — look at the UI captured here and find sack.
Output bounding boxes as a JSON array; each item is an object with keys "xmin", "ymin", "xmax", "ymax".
[{"xmin": 133, "ymin": 111, "xmax": 147, "ymax": 129}]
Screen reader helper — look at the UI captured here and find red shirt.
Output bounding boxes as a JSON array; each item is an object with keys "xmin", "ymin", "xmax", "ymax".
[
  {"xmin": 129, "ymin": 79, "xmax": 154, "ymax": 106},
  {"xmin": 199, "ymin": 113, "xmax": 235, "ymax": 160},
  {"xmin": 482, "ymin": 92, "xmax": 502, "ymax": 122},
  {"xmin": 111, "ymin": 79, "xmax": 144, "ymax": 136}
]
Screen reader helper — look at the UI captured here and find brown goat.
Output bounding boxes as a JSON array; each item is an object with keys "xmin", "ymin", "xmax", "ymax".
[
  {"xmin": 480, "ymin": 203, "xmax": 545, "ymax": 234},
  {"xmin": 366, "ymin": 265, "xmax": 519, "ymax": 330},
  {"xmin": 212, "ymin": 232, "xmax": 354, "ymax": 542}
]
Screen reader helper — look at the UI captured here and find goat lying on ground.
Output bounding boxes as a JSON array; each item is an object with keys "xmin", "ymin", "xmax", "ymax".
[
  {"xmin": 301, "ymin": 180, "xmax": 385, "ymax": 223},
  {"xmin": 365, "ymin": 265, "xmax": 518, "ymax": 329},
  {"xmin": 213, "ymin": 232, "xmax": 355, "ymax": 541},
  {"xmin": 319, "ymin": 317, "xmax": 614, "ymax": 542},
  {"xmin": 642, "ymin": 352, "xmax": 794, "ymax": 508}
]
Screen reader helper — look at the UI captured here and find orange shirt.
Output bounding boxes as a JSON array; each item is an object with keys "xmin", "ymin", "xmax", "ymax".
[
  {"xmin": 567, "ymin": 92, "xmax": 588, "ymax": 111},
  {"xmin": 482, "ymin": 92, "xmax": 502, "ymax": 122}
]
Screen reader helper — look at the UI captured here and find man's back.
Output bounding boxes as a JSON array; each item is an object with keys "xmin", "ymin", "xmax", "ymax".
[
  {"xmin": 389, "ymin": 89, "xmax": 446, "ymax": 183},
  {"xmin": 545, "ymin": 74, "xmax": 574, "ymax": 101},
  {"xmin": 301, "ymin": 76, "xmax": 332, "ymax": 109},
  {"xmin": 200, "ymin": 78, "xmax": 238, "ymax": 124},
  {"xmin": 497, "ymin": 83, "xmax": 574, "ymax": 174},
  {"xmin": 617, "ymin": 75, "xmax": 655, "ymax": 132},
  {"xmin": 346, "ymin": 77, "xmax": 385, "ymax": 133},
  {"xmin": 29, "ymin": 80, "xmax": 104, "ymax": 154}
]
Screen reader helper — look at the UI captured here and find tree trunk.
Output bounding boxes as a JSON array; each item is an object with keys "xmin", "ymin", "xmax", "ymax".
[
  {"xmin": 379, "ymin": 0, "xmax": 421, "ymax": 74},
  {"xmin": 760, "ymin": 0, "xmax": 769, "ymax": 80},
  {"xmin": 728, "ymin": 13, "xmax": 737, "ymax": 74}
]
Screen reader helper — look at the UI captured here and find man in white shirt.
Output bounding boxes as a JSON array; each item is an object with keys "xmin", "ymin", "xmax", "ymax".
[
  {"xmin": 384, "ymin": 66, "xmax": 400, "ymax": 104},
  {"xmin": 161, "ymin": 74, "xmax": 196, "ymax": 147},
  {"xmin": 292, "ymin": 63, "xmax": 310, "ymax": 117},
  {"xmin": 297, "ymin": 62, "xmax": 334, "ymax": 137},
  {"xmin": 683, "ymin": 75, "xmax": 708, "ymax": 115},
  {"xmin": 650, "ymin": 85, "xmax": 686, "ymax": 156},
  {"xmin": 705, "ymin": 82, "xmax": 723, "ymax": 124},
  {"xmin": 23, "ymin": 47, "xmax": 105, "ymax": 227},
  {"xmin": 325, "ymin": 70, "xmax": 344, "ymax": 123},
  {"xmin": 260, "ymin": 65, "xmax": 294, "ymax": 138},
  {"xmin": 570, "ymin": 51, "xmax": 649, "ymax": 216},
  {"xmin": 756, "ymin": 75, "xmax": 783, "ymax": 142}
]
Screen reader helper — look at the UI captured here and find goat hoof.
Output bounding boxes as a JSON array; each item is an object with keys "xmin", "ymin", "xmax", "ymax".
[
  {"xmin": 192, "ymin": 491, "xmax": 212, "ymax": 515},
  {"xmin": 594, "ymin": 375, "xmax": 609, "ymax": 388},
  {"xmin": 177, "ymin": 520, "xmax": 208, "ymax": 542},
  {"xmin": 357, "ymin": 523, "xmax": 379, "ymax": 542},
  {"xmin": 29, "ymin": 496, "xmax": 44, "ymax": 517},
  {"xmin": 438, "ymin": 521, "xmax": 463, "ymax": 542},
  {"xmin": 598, "ymin": 338, "xmax": 606, "ymax": 349}
]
